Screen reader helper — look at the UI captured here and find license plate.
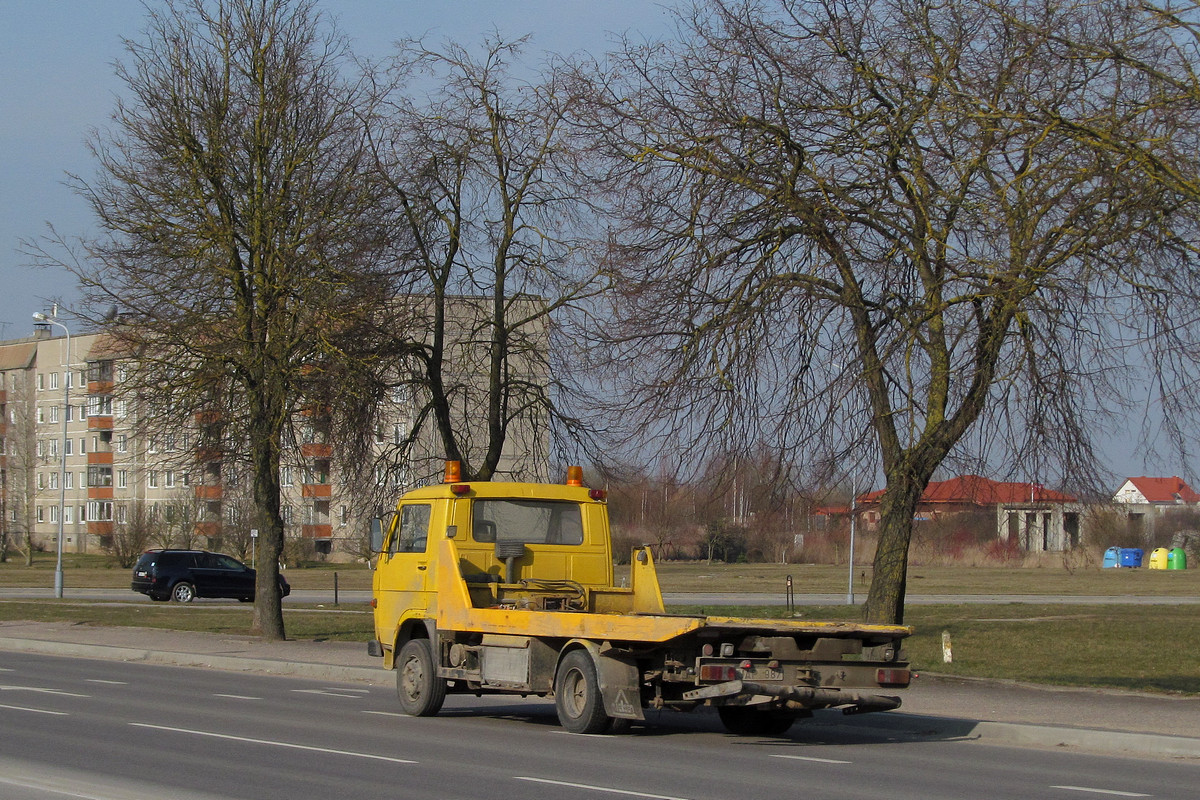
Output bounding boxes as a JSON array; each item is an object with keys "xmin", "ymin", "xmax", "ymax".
[{"xmin": 749, "ymin": 667, "xmax": 783, "ymax": 680}]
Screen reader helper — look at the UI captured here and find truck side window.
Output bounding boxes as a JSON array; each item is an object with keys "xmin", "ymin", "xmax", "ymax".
[
  {"xmin": 393, "ymin": 504, "xmax": 431, "ymax": 554},
  {"xmin": 472, "ymin": 500, "xmax": 584, "ymax": 546}
]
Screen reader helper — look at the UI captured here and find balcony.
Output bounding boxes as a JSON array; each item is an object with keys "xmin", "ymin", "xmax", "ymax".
[
  {"xmin": 87, "ymin": 521, "xmax": 114, "ymax": 536},
  {"xmin": 87, "ymin": 380, "xmax": 114, "ymax": 395},
  {"xmin": 88, "ymin": 486, "xmax": 114, "ymax": 500},
  {"xmin": 194, "ymin": 521, "xmax": 221, "ymax": 538},
  {"xmin": 301, "ymin": 483, "xmax": 332, "ymax": 499},
  {"xmin": 195, "ymin": 410, "xmax": 223, "ymax": 425},
  {"xmin": 87, "ymin": 415, "xmax": 114, "ymax": 432},
  {"xmin": 300, "ymin": 442, "xmax": 332, "ymax": 459},
  {"xmin": 87, "ymin": 451, "xmax": 114, "ymax": 465},
  {"xmin": 195, "ymin": 485, "xmax": 224, "ymax": 501},
  {"xmin": 302, "ymin": 524, "xmax": 333, "ymax": 539}
]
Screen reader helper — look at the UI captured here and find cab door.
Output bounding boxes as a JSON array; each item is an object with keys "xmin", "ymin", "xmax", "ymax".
[{"xmin": 376, "ymin": 502, "xmax": 436, "ymax": 636}]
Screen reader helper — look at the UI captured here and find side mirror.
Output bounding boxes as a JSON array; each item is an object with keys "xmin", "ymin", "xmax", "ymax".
[{"xmin": 369, "ymin": 517, "xmax": 386, "ymax": 554}]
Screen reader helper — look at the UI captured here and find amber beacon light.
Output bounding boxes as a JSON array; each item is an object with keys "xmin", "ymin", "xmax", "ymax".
[{"xmin": 566, "ymin": 466, "xmax": 584, "ymax": 486}]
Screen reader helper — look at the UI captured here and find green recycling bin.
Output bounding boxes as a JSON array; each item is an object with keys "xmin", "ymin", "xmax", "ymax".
[{"xmin": 1168, "ymin": 548, "xmax": 1188, "ymax": 570}]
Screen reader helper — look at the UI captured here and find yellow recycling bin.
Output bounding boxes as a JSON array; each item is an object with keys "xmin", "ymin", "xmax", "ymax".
[{"xmin": 1149, "ymin": 548, "xmax": 1169, "ymax": 569}]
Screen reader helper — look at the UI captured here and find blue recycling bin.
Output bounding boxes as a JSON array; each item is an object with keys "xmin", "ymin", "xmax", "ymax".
[
  {"xmin": 1103, "ymin": 546, "xmax": 1121, "ymax": 568},
  {"xmin": 1119, "ymin": 548, "xmax": 1144, "ymax": 568}
]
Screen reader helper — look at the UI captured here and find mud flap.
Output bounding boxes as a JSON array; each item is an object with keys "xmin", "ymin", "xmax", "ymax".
[{"xmin": 597, "ymin": 651, "xmax": 644, "ymax": 721}]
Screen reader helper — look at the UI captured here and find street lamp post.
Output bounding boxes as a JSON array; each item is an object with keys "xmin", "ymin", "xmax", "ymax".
[{"xmin": 33, "ymin": 310, "xmax": 70, "ymax": 599}]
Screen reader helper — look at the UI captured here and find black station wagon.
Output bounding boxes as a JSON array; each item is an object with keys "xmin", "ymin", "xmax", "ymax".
[{"xmin": 131, "ymin": 549, "xmax": 290, "ymax": 603}]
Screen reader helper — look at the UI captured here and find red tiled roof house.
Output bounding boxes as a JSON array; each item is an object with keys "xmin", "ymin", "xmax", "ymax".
[{"xmin": 856, "ymin": 474, "xmax": 1082, "ymax": 552}]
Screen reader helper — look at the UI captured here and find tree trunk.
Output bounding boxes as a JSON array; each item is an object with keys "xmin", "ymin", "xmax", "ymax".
[
  {"xmin": 248, "ymin": 386, "xmax": 287, "ymax": 641},
  {"xmin": 864, "ymin": 461, "xmax": 938, "ymax": 624}
]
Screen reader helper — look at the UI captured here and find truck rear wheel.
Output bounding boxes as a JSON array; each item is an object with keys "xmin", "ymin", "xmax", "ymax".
[
  {"xmin": 555, "ymin": 650, "xmax": 611, "ymax": 734},
  {"xmin": 396, "ymin": 638, "xmax": 446, "ymax": 717},
  {"xmin": 718, "ymin": 706, "xmax": 796, "ymax": 737}
]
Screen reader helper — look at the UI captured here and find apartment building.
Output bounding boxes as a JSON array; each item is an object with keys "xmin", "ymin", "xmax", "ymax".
[{"xmin": 0, "ymin": 300, "xmax": 549, "ymax": 559}]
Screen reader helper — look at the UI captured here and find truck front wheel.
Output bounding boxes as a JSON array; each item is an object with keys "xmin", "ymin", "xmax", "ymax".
[
  {"xmin": 555, "ymin": 650, "xmax": 611, "ymax": 734},
  {"xmin": 396, "ymin": 638, "xmax": 446, "ymax": 717}
]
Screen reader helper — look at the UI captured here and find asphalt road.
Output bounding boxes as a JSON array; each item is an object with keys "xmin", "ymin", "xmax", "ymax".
[
  {"xmin": 2, "ymin": 651, "xmax": 1195, "ymax": 800},
  {"xmin": 5, "ymin": 586, "xmax": 1200, "ymax": 606}
]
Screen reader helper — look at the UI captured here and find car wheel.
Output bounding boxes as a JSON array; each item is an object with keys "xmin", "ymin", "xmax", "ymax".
[
  {"xmin": 554, "ymin": 649, "xmax": 611, "ymax": 734},
  {"xmin": 717, "ymin": 706, "xmax": 796, "ymax": 737},
  {"xmin": 396, "ymin": 638, "xmax": 446, "ymax": 717},
  {"xmin": 170, "ymin": 582, "xmax": 196, "ymax": 603}
]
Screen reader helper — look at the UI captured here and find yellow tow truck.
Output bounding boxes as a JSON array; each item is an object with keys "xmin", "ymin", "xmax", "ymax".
[{"xmin": 367, "ymin": 463, "xmax": 912, "ymax": 735}]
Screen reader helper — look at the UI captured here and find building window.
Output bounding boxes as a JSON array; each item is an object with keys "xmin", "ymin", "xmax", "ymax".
[
  {"xmin": 49, "ymin": 372, "xmax": 58, "ymax": 390},
  {"xmin": 165, "ymin": 470, "xmax": 175, "ymax": 488},
  {"xmin": 37, "ymin": 506, "xmax": 44, "ymax": 523},
  {"xmin": 281, "ymin": 466, "xmax": 292, "ymax": 487},
  {"xmin": 50, "ymin": 405, "xmax": 59, "ymax": 424},
  {"xmin": 79, "ymin": 437, "xmax": 86, "ymax": 454},
  {"xmin": 37, "ymin": 373, "xmax": 44, "ymax": 391},
  {"xmin": 340, "ymin": 505, "xmax": 349, "ymax": 526},
  {"xmin": 63, "ymin": 506, "xmax": 72, "ymax": 524},
  {"xmin": 64, "ymin": 438, "xmax": 73, "ymax": 456},
  {"xmin": 37, "ymin": 406, "xmax": 45, "ymax": 424},
  {"xmin": 88, "ymin": 465, "xmax": 113, "ymax": 488},
  {"xmin": 116, "ymin": 504, "xmax": 127, "ymax": 524},
  {"xmin": 147, "ymin": 437, "xmax": 158, "ymax": 454},
  {"xmin": 48, "ymin": 472, "xmax": 59, "ymax": 490},
  {"xmin": 37, "ymin": 473, "xmax": 45, "ymax": 490},
  {"xmin": 117, "ymin": 469, "xmax": 128, "ymax": 489},
  {"xmin": 147, "ymin": 470, "xmax": 158, "ymax": 489},
  {"xmin": 116, "ymin": 433, "xmax": 127, "ymax": 453},
  {"xmin": 88, "ymin": 395, "xmax": 113, "ymax": 416},
  {"xmin": 49, "ymin": 505, "xmax": 59, "ymax": 523},
  {"xmin": 64, "ymin": 472, "xmax": 73, "ymax": 490}
]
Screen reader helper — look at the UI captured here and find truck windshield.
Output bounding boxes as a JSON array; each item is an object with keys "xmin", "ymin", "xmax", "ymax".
[{"xmin": 472, "ymin": 499, "xmax": 584, "ymax": 546}]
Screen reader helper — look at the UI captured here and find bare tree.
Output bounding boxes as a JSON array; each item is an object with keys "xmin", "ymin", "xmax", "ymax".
[
  {"xmin": 585, "ymin": 0, "xmax": 1200, "ymax": 622},
  {"xmin": 31, "ymin": 0, "xmax": 389, "ymax": 639},
  {"xmin": 108, "ymin": 500, "xmax": 155, "ymax": 568},
  {"xmin": 348, "ymin": 37, "xmax": 607, "ymax": 487}
]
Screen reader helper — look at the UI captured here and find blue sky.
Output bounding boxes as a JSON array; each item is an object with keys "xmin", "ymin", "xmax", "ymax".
[
  {"xmin": 0, "ymin": 1, "xmax": 1176, "ymax": 482},
  {"xmin": 0, "ymin": 0, "xmax": 674, "ymax": 338}
]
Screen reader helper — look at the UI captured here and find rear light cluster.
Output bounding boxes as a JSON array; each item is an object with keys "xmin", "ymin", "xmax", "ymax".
[
  {"xmin": 876, "ymin": 668, "xmax": 911, "ymax": 687},
  {"xmin": 698, "ymin": 664, "xmax": 739, "ymax": 682}
]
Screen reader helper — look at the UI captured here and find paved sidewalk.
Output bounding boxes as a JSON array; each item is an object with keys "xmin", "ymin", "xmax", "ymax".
[{"xmin": 1, "ymin": 620, "xmax": 1197, "ymax": 759}]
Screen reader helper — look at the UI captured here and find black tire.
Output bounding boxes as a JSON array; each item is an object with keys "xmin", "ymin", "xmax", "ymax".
[
  {"xmin": 718, "ymin": 706, "xmax": 796, "ymax": 737},
  {"xmin": 396, "ymin": 638, "xmax": 446, "ymax": 717},
  {"xmin": 170, "ymin": 582, "xmax": 196, "ymax": 603},
  {"xmin": 554, "ymin": 650, "xmax": 611, "ymax": 734}
]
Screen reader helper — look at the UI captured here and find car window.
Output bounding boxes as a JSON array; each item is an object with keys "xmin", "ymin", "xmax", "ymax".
[
  {"xmin": 212, "ymin": 554, "xmax": 244, "ymax": 570},
  {"xmin": 162, "ymin": 552, "xmax": 195, "ymax": 568},
  {"xmin": 392, "ymin": 504, "xmax": 431, "ymax": 554}
]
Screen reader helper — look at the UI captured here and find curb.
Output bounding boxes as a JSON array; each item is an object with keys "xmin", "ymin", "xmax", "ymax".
[{"xmin": 0, "ymin": 636, "xmax": 387, "ymax": 686}]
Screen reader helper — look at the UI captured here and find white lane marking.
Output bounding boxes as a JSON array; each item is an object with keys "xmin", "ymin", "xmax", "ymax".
[
  {"xmin": 0, "ymin": 684, "xmax": 89, "ymax": 697},
  {"xmin": 86, "ymin": 679, "xmax": 128, "ymax": 686},
  {"xmin": 0, "ymin": 774, "xmax": 114, "ymax": 799},
  {"xmin": 0, "ymin": 702, "xmax": 70, "ymax": 715},
  {"xmin": 770, "ymin": 753, "xmax": 852, "ymax": 764},
  {"xmin": 1051, "ymin": 788, "xmax": 1151, "ymax": 798},
  {"xmin": 515, "ymin": 776, "xmax": 693, "ymax": 800},
  {"xmin": 129, "ymin": 723, "xmax": 416, "ymax": 764},
  {"xmin": 363, "ymin": 710, "xmax": 408, "ymax": 717},
  {"xmin": 291, "ymin": 688, "xmax": 365, "ymax": 698},
  {"xmin": 213, "ymin": 693, "xmax": 262, "ymax": 700}
]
